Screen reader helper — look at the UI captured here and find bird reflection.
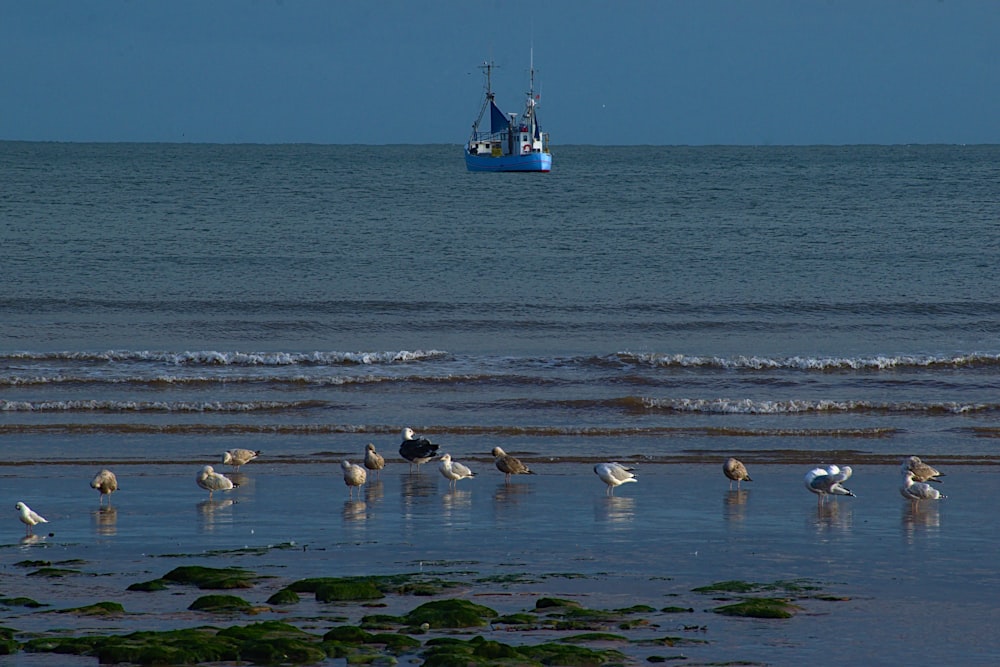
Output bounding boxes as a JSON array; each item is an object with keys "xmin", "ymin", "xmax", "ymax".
[
  {"xmin": 92, "ymin": 506, "xmax": 118, "ymax": 536},
  {"xmin": 197, "ymin": 498, "xmax": 236, "ymax": 532},
  {"xmin": 493, "ymin": 481, "xmax": 532, "ymax": 505},
  {"xmin": 723, "ymin": 490, "xmax": 749, "ymax": 523},
  {"xmin": 19, "ymin": 534, "xmax": 44, "ymax": 546},
  {"xmin": 365, "ymin": 479, "xmax": 385, "ymax": 504},
  {"xmin": 902, "ymin": 501, "xmax": 941, "ymax": 541},
  {"xmin": 442, "ymin": 489, "xmax": 472, "ymax": 523},
  {"xmin": 343, "ymin": 500, "xmax": 368, "ymax": 523},
  {"xmin": 227, "ymin": 472, "xmax": 251, "ymax": 492},
  {"xmin": 813, "ymin": 500, "xmax": 852, "ymax": 531},
  {"xmin": 596, "ymin": 495, "xmax": 635, "ymax": 526}
]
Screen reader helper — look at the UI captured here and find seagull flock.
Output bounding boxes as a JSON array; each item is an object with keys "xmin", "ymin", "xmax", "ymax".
[{"xmin": 13, "ymin": 429, "xmax": 948, "ymax": 534}]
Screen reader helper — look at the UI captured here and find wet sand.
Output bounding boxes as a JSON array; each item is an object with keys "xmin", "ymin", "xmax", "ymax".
[{"xmin": 2, "ymin": 459, "xmax": 999, "ymax": 665}]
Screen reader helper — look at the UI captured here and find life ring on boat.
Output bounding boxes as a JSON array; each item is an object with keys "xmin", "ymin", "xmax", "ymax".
[{"xmin": 522, "ymin": 144, "xmax": 532, "ymax": 153}]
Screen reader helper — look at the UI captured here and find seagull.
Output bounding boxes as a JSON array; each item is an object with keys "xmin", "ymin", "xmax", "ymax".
[
  {"xmin": 15, "ymin": 502, "xmax": 48, "ymax": 536},
  {"xmin": 901, "ymin": 455, "xmax": 943, "ymax": 484},
  {"xmin": 804, "ymin": 464, "xmax": 856, "ymax": 502},
  {"xmin": 364, "ymin": 443, "xmax": 385, "ymax": 480},
  {"xmin": 594, "ymin": 462, "xmax": 637, "ymax": 496},
  {"xmin": 196, "ymin": 465, "xmax": 237, "ymax": 499},
  {"xmin": 491, "ymin": 446, "xmax": 534, "ymax": 483},
  {"xmin": 399, "ymin": 427, "xmax": 440, "ymax": 472},
  {"xmin": 723, "ymin": 458, "xmax": 752, "ymax": 490},
  {"xmin": 90, "ymin": 469, "xmax": 119, "ymax": 506},
  {"xmin": 438, "ymin": 453, "xmax": 476, "ymax": 488},
  {"xmin": 222, "ymin": 448, "xmax": 260, "ymax": 471},
  {"xmin": 341, "ymin": 459, "xmax": 367, "ymax": 499},
  {"xmin": 900, "ymin": 470, "xmax": 945, "ymax": 502}
]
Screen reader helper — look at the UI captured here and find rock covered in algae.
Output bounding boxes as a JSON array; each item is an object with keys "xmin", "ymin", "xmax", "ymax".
[
  {"xmin": 58, "ymin": 601, "xmax": 125, "ymax": 616},
  {"xmin": 403, "ymin": 599, "xmax": 499, "ymax": 629},
  {"xmin": 421, "ymin": 636, "xmax": 625, "ymax": 667},
  {"xmin": 0, "ymin": 627, "xmax": 18, "ymax": 656},
  {"xmin": 712, "ymin": 597, "xmax": 802, "ymax": 619},
  {"xmin": 162, "ymin": 565, "xmax": 258, "ymax": 589},
  {"xmin": 188, "ymin": 594, "xmax": 253, "ymax": 613}
]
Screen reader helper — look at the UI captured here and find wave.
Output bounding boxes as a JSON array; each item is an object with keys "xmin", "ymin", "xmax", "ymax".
[
  {"xmin": 0, "ymin": 399, "xmax": 327, "ymax": 413},
  {"xmin": 609, "ymin": 351, "xmax": 1000, "ymax": 371},
  {"xmin": 0, "ymin": 423, "xmax": 898, "ymax": 438},
  {"xmin": 0, "ymin": 349, "xmax": 449, "ymax": 366},
  {"xmin": 514, "ymin": 396, "xmax": 1000, "ymax": 415}
]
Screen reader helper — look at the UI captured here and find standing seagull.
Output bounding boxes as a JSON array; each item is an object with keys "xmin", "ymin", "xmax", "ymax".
[
  {"xmin": 900, "ymin": 470, "xmax": 945, "ymax": 502},
  {"xmin": 341, "ymin": 459, "xmax": 367, "ymax": 499},
  {"xmin": 594, "ymin": 462, "xmax": 637, "ymax": 496},
  {"xmin": 901, "ymin": 456, "xmax": 943, "ymax": 484},
  {"xmin": 399, "ymin": 428, "xmax": 440, "ymax": 472},
  {"xmin": 804, "ymin": 464, "xmax": 856, "ymax": 502},
  {"xmin": 15, "ymin": 502, "xmax": 48, "ymax": 536},
  {"xmin": 90, "ymin": 469, "xmax": 119, "ymax": 507},
  {"xmin": 491, "ymin": 446, "xmax": 534, "ymax": 484},
  {"xmin": 438, "ymin": 453, "xmax": 476, "ymax": 489},
  {"xmin": 723, "ymin": 458, "xmax": 752, "ymax": 490},
  {"xmin": 196, "ymin": 465, "xmax": 237, "ymax": 499},
  {"xmin": 223, "ymin": 448, "xmax": 260, "ymax": 472},
  {"xmin": 364, "ymin": 443, "xmax": 385, "ymax": 481}
]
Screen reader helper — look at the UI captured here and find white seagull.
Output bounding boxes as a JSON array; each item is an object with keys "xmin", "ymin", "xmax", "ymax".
[
  {"xmin": 901, "ymin": 455, "xmax": 943, "ymax": 484},
  {"xmin": 399, "ymin": 427, "xmax": 440, "ymax": 472},
  {"xmin": 805, "ymin": 464, "xmax": 856, "ymax": 502},
  {"xmin": 438, "ymin": 453, "xmax": 476, "ymax": 488},
  {"xmin": 90, "ymin": 469, "xmax": 119, "ymax": 506},
  {"xmin": 491, "ymin": 446, "xmax": 534, "ymax": 484},
  {"xmin": 900, "ymin": 470, "xmax": 945, "ymax": 502},
  {"xmin": 196, "ymin": 465, "xmax": 237, "ymax": 499},
  {"xmin": 223, "ymin": 448, "xmax": 260, "ymax": 471},
  {"xmin": 364, "ymin": 443, "xmax": 385, "ymax": 480},
  {"xmin": 15, "ymin": 502, "xmax": 48, "ymax": 536},
  {"xmin": 341, "ymin": 459, "xmax": 367, "ymax": 498},
  {"xmin": 723, "ymin": 458, "xmax": 752, "ymax": 490},
  {"xmin": 594, "ymin": 462, "xmax": 637, "ymax": 496}
]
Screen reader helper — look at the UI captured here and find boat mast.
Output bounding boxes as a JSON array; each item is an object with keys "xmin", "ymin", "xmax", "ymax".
[{"xmin": 470, "ymin": 60, "xmax": 495, "ymax": 141}]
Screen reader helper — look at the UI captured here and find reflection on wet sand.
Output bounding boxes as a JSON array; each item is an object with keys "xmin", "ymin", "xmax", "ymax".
[
  {"xmin": 442, "ymin": 489, "xmax": 472, "ymax": 524},
  {"xmin": 813, "ymin": 500, "xmax": 853, "ymax": 531},
  {"xmin": 19, "ymin": 534, "xmax": 44, "ymax": 547},
  {"xmin": 364, "ymin": 480, "xmax": 384, "ymax": 504},
  {"xmin": 343, "ymin": 500, "xmax": 368, "ymax": 523},
  {"xmin": 401, "ymin": 473, "xmax": 437, "ymax": 522},
  {"xmin": 92, "ymin": 506, "xmax": 118, "ymax": 536},
  {"xmin": 227, "ymin": 472, "xmax": 251, "ymax": 492},
  {"xmin": 197, "ymin": 498, "xmax": 236, "ymax": 532},
  {"xmin": 723, "ymin": 490, "xmax": 749, "ymax": 523},
  {"xmin": 493, "ymin": 481, "xmax": 532, "ymax": 505},
  {"xmin": 596, "ymin": 495, "xmax": 635, "ymax": 526},
  {"xmin": 902, "ymin": 501, "xmax": 941, "ymax": 541}
]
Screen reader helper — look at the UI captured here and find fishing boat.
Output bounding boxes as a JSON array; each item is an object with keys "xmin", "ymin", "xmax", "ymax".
[{"xmin": 465, "ymin": 56, "xmax": 552, "ymax": 172}]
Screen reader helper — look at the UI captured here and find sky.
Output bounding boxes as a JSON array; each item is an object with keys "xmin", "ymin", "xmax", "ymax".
[{"xmin": 2, "ymin": 0, "xmax": 998, "ymax": 145}]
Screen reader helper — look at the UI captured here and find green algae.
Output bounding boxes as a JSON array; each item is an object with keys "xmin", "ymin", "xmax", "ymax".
[
  {"xmin": 127, "ymin": 579, "xmax": 168, "ymax": 592},
  {"xmin": 693, "ymin": 579, "xmax": 819, "ymax": 596},
  {"xmin": 0, "ymin": 597, "xmax": 46, "ymax": 608},
  {"xmin": 404, "ymin": 599, "xmax": 499, "ymax": 629},
  {"xmin": 163, "ymin": 565, "xmax": 258, "ymax": 589},
  {"xmin": 58, "ymin": 601, "xmax": 125, "ymax": 616},
  {"xmin": 282, "ymin": 573, "xmax": 460, "ymax": 604},
  {"xmin": 322, "ymin": 626, "xmax": 420, "ymax": 656},
  {"xmin": 26, "ymin": 567, "xmax": 81, "ymax": 578},
  {"xmin": 188, "ymin": 594, "xmax": 253, "ymax": 613},
  {"xmin": 559, "ymin": 633, "xmax": 629, "ymax": 643},
  {"xmin": 660, "ymin": 606, "xmax": 695, "ymax": 613},
  {"xmin": 712, "ymin": 597, "xmax": 802, "ymax": 619},
  {"xmin": 0, "ymin": 627, "xmax": 17, "ymax": 656},
  {"xmin": 266, "ymin": 588, "xmax": 301, "ymax": 605},
  {"xmin": 20, "ymin": 622, "xmax": 342, "ymax": 665}
]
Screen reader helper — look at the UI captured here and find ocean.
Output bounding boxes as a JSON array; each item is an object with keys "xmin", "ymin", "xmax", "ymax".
[
  {"xmin": 2, "ymin": 142, "xmax": 1000, "ymax": 665},
  {"xmin": 3, "ymin": 142, "xmax": 999, "ymax": 463}
]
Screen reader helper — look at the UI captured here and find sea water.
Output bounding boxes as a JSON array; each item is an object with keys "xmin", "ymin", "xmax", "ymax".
[{"xmin": 2, "ymin": 142, "xmax": 999, "ymax": 462}]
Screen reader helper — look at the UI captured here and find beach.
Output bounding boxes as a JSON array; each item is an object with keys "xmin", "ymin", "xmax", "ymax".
[{"xmin": 2, "ymin": 452, "xmax": 998, "ymax": 665}]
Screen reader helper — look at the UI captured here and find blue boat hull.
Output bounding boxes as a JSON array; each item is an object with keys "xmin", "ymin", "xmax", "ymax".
[{"xmin": 465, "ymin": 150, "xmax": 552, "ymax": 172}]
